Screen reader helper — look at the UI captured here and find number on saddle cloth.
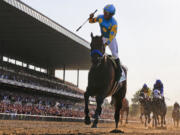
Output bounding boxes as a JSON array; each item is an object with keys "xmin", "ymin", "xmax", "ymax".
[
  {"xmin": 119, "ymin": 68, "xmax": 126, "ymax": 83},
  {"xmin": 153, "ymin": 89, "xmax": 161, "ymax": 99}
]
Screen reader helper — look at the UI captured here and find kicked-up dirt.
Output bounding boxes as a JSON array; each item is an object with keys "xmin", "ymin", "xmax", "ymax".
[{"xmin": 0, "ymin": 120, "xmax": 180, "ymax": 135}]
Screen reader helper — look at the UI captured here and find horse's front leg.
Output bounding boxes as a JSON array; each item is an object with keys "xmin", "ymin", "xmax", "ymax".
[
  {"xmin": 140, "ymin": 113, "xmax": 144, "ymax": 124},
  {"xmin": 84, "ymin": 91, "xmax": 91, "ymax": 125},
  {"xmin": 144, "ymin": 115, "xmax": 147, "ymax": 127},
  {"xmin": 163, "ymin": 115, "xmax": 166, "ymax": 125},
  {"xmin": 147, "ymin": 113, "xmax": 151, "ymax": 124},
  {"xmin": 157, "ymin": 115, "xmax": 160, "ymax": 125},
  {"xmin": 114, "ymin": 99, "xmax": 123, "ymax": 129},
  {"xmin": 177, "ymin": 119, "xmax": 179, "ymax": 127},
  {"xmin": 91, "ymin": 96, "xmax": 104, "ymax": 128},
  {"xmin": 120, "ymin": 111, "xmax": 123, "ymax": 124},
  {"xmin": 126, "ymin": 108, "xmax": 129, "ymax": 124},
  {"xmin": 161, "ymin": 115, "xmax": 163, "ymax": 127},
  {"xmin": 154, "ymin": 114, "xmax": 158, "ymax": 128}
]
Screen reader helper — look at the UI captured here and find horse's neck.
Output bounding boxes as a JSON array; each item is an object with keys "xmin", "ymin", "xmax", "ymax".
[{"xmin": 92, "ymin": 56, "xmax": 106, "ymax": 70}]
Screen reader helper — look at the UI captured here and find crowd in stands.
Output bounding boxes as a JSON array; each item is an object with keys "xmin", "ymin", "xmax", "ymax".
[
  {"xmin": 0, "ymin": 89, "xmax": 114, "ymax": 119},
  {"xmin": 0, "ymin": 64, "xmax": 83, "ymax": 96},
  {"xmin": 0, "ymin": 62, "xmax": 114, "ymax": 120}
]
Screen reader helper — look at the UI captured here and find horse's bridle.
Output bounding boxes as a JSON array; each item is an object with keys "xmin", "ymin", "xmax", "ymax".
[
  {"xmin": 90, "ymin": 49, "xmax": 104, "ymax": 67},
  {"xmin": 90, "ymin": 49, "xmax": 103, "ymax": 57}
]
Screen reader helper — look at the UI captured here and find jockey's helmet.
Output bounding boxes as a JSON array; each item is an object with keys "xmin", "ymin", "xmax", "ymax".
[
  {"xmin": 104, "ymin": 4, "xmax": 116, "ymax": 15},
  {"xmin": 156, "ymin": 79, "xmax": 162, "ymax": 84},
  {"xmin": 143, "ymin": 84, "xmax": 148, "ymax": 89}
]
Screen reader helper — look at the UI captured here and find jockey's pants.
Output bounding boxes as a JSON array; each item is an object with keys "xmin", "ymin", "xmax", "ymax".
[{"xmin": 102, "ymin": 37, "xmax": 119, "ymax": 59}]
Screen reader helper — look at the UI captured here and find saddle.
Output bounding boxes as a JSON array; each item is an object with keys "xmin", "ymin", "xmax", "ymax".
[
  {"xmin": 106, "ymin": 55, "xmax": 126, "ymax": 96},
  {"xmin": 106, "ymin": 55, "xmax": 118, "ymax": 69},
  {"xmin": 106, "ymin": 55, "xmax": 126, "ymax": 82}
]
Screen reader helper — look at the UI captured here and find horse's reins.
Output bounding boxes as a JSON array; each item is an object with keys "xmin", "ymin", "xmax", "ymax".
[
  {"xmin": 90, "ymin": 49, "xmax": 103, "ymax": 57},
  {"xmin": 90, "ymin": 49, "xmax": 105, "ymax": 67}
]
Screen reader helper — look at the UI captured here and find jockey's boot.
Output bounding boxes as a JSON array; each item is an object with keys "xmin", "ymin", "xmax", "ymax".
[{"xmin": 115, "ymin": 58, "xmax": 122, "ymax": 81}]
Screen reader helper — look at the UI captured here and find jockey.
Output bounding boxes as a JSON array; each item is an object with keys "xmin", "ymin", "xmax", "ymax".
[
  {"xmin": 140, "ymin": 84, "xmax": 151, "ymax": 100},
  {"xmin": 89, "ymin": 4, "xmax": 123, "ymax": 82},
  {"xmin": 153, "ymin": 79, "xmax": 164, "ymax": 97}
]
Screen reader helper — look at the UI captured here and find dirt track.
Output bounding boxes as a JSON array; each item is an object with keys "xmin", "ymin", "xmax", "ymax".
[{"xmin": 0, "ymin": 120, "xmax": 180, "ymax": 135}]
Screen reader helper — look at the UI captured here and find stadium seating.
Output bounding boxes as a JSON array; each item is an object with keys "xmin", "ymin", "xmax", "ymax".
[{"xmin": 0, "ymin": 89, "xmax": 113, "ymax": 119}]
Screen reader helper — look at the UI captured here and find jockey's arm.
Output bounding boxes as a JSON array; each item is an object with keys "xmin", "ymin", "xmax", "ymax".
[
  {"xmin": 106, "ymin": 24, "xmax": 117, "ymax": 45},
  {"xmin": 89, "ymin": 17, "xmax": 98, "ymax": 23}
]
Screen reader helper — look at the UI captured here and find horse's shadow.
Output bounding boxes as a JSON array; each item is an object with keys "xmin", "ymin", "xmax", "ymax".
[{"xmin": 110, "ymin": 129, "xmax": 124, "ymax": 134}]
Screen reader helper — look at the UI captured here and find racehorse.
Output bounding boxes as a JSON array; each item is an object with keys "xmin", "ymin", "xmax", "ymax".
[
  {"xmin": 152, "ymin": 89, "xmax": 167, "ymax": 128},
  {"xmin": 120, "ymin": 98, "xmax": 129, "ymax": 124},
  {"xmin": 84, "ymin": 33, "xmax": 127, "ymax": 130},
  {"xmin": 172, "ymin": 102, "xmax": 180, "ymax": 127},
  {"xmin": 139, "ymin": 92, "xmax": 152, "ymax": 127}
]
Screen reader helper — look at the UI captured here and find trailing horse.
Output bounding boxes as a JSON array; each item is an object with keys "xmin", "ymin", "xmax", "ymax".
[
  {"xmin": 152, "ymin": 89, "xmax": 167, "ymax": 128},
  {"xmin": 84, "ymin": 33, "xmax": 127, "ymax": 130},
  {"xmin": 120, "ymin": 98, "xmax": 129, "ymax": 124},
  {"xmin": 139, "ymin": 92, "xmax": 152, "ymax": 127},
  {"xmin": 172, "ymin": 102, "xmax": 180, "ymax": 127}
]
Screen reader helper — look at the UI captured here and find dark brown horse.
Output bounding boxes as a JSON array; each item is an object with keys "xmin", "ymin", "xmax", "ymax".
[
  {"xmin": 172, "ymin": 102, "xmax": 180, "ymax": 127},
  {"xmin": 152, "ymin": 90, "xmax": 167, "ymax": 128},
  {"xmin": 139, "ymin": 92, "xmax": 152, "ymax": 127},
  {"xmin": 120, "ymin": 98, "xmax": 129, "ymax": 124},
  {"xmin": 84, "ymin": 33, "xmax": 127, "ymax": 130}
]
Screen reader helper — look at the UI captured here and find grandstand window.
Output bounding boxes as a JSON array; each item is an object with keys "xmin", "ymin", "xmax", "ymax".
[
  {"xmin": 16, "ymin": 60, "xmax": 22, "ymax": 66},
  {"xmin": 3, "ymin": 56, "xmax": 8, "ymax": 62},
  {"xmin": 9, "ymin": 58, "xmax": 15, "ymax": 64},
  {"xmin": 23, "ymin": 63, "xmax": 27, "ymax": 67},
  {"xmin": 44, "ymin": 70, "xmax": 47, "ymax": 73},
  {"xmin": 29, "ymin": 64, "xmax": 35, "ymax": 70},
  {"xmin": 35, "ymin": 67, "xmax": 41, "ymax": 72},
  {"xmin": 41, "ymin": 68, "xmax": 47, "ymax": 73}
]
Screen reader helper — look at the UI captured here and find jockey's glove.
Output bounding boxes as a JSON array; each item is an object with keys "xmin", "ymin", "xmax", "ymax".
[{"xmin": 89, "ymin": 13, "xmax": 94, "ymax": 19}]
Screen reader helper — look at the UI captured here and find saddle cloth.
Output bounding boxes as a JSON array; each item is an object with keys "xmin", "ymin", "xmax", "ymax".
[
  {"xmin": 106, "ymin": 55, "xmax": 126, "ymax": 96},
  {"xmin": 106, "ymin": 55, "xmax": 126, "ymax": 83}
]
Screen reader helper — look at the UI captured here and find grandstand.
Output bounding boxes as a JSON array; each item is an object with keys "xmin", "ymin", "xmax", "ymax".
[{"xmin": 0, "ymin": 0, "xmax": 113, "ymax": 121}]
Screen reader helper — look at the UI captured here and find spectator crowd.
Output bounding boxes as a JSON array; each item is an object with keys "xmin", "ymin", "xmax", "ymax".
[
  {"xmin": 0, "ymin": 89, "xmax": 114, "ymax": 119},
  {"xmin": 0, "ymin": 66, "xmax": 83, "ymax": 96},
  {"xmin": 0, "ymin": 62, "xmax": 114, "ymax": 120}
]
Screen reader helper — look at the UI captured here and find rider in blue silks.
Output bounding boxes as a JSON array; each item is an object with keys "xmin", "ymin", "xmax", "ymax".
[
  {"xmin": 153, "ymin": 79, "xmax": 164, "ymax": 100},
  {"xmin": 89, "ymin": 4, "xmax": 123, "ymax": 82}
]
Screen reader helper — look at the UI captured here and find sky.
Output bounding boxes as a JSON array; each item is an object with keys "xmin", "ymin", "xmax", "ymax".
[{"xmin": 21, "ymin": 0, "xmax": 180, "ymax": 105}]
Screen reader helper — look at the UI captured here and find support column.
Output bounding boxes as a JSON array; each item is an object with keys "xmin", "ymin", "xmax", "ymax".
[
  {"xmin": 47, "ymin": 67, "xmax": 55, "ymax": 77},
  {"xmin": 63, "ymin": 66, "xmax": 66, "ymax": 83},
  {"xmin": 77, "ymin": 69, "xmax": 79, "ymax": 87},
  {"xmin": 0, "ymin": 40, "xmax": 5, "ymax": 68}
]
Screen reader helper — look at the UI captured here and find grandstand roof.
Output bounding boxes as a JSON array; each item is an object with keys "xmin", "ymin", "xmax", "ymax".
[{"xmin": 0, "ymin": 0, "xmax": 91, "ymax": 69}]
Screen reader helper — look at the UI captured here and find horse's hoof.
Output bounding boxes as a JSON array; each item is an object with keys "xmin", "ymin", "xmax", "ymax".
[
  {"xmin": 84, "ymin": 116, "xmax": 91, "ymax": 125},
  {"xmin": 91, "ymin": 124, "xmax": 97, "ymax": 128}
]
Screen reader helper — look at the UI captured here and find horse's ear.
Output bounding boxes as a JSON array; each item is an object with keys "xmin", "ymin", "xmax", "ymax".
[{"xmin": 91, "ymin": 32, "xmax": 93, "ymax": 39}]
